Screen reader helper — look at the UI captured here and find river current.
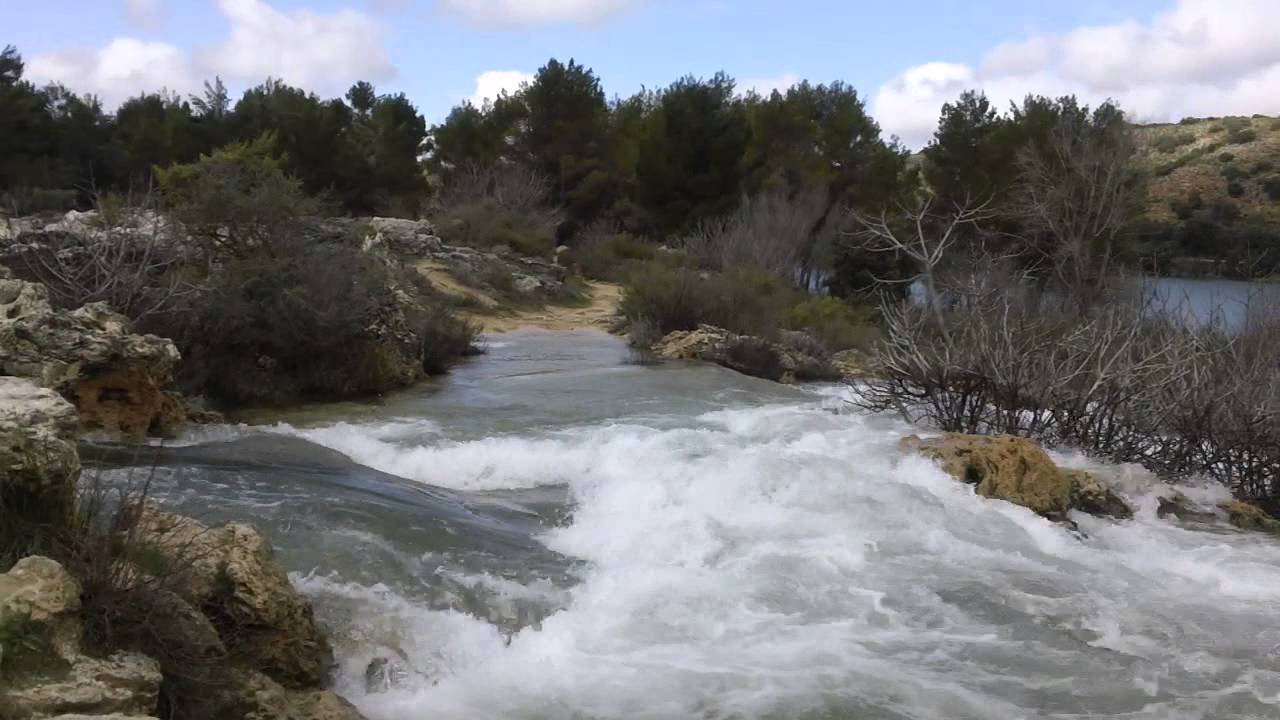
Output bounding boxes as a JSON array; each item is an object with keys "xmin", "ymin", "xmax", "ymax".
[{"xmin": 87, "ymin": 330, "xmax": 1280, "ymax": 719}]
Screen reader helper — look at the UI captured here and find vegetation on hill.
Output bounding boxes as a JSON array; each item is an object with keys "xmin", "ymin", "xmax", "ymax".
[{"xmin": 1134, "ymin": 115, "xmax": 1280, "ymax": 277}]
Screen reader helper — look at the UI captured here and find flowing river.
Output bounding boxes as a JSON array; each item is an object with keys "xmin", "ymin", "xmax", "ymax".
[{"xmin": 86, "ymin": 330, "xmax": 1280, "ymax": 719}]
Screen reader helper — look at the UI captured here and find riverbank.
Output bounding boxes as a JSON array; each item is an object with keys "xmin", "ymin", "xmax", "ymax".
[{"xmin": 468, "ymin": 280, "xmax": 624, "ymax": 334}]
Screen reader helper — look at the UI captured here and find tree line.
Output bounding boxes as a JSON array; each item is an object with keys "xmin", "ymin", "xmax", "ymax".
[{"xmin": 8, "ymin": 44, "xmax": 1270, "ymax": 282}]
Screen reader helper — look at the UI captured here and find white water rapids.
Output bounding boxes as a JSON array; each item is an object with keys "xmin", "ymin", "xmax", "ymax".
[{"xmin": 122, "ymin": 331, "xmax": 1280, "ymax": 719}]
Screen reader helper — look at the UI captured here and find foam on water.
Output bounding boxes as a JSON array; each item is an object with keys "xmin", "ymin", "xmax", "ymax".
[{"xmin": 284, "ymin": 399, "xmax": 1280, "ymax": 719}]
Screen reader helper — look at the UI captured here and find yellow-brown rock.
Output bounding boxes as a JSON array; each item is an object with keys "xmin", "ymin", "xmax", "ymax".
[{"xmin": 902, "ymin": 433, "xmax": 1133, "ymax": 521}]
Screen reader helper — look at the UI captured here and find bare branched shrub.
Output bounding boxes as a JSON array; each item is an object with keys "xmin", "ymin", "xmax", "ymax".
[
  {"xmin": 437, "ymin": 162, "xmax": 553, "ymax": 214},
  {"xmin": 6, "ymin": 220, "xmax": 193, "ymax": 321},
  {"xmin": 433, "ymin": 164, "xmax": 563, "ymax": 258},
  {"xmin": 857, "ymin": 284, "xmax": 1280, "ymax": 500},
  {"xmin": 850, "ymin": 194, "xmax": 995, "ymax": 337},
  {"xmin": 683, "ymin": 186, "xmax": 833, "ymax": 284}
]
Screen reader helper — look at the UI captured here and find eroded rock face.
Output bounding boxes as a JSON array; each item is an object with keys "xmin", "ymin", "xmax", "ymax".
[
  {"xmin": 133, "ymin": 506, "xmax": 334, "ymax": 688},
  {"xmin": 0, "ymin": 378, "xmax": 81, "ymax": 527},
  {"xmin": 0, "ymin": 555, "xmax": 82, "ymax": 657},
  {"xmin": 363, "ymin": 217, "xmax": 443, "ymax": 257},
  {"xmin": 901, "ymin": 433, "xmax": 1133, "ymax": 522},
  {"xmin": 211, "ymin": 670, "xmax": 363, "ymax": 720},
  {"xmin": 3, "ymin": 651, "xmax": 162, "ymax": 718},
  {"xmin": 0, "ymin": 275, "xmax": 183, "ymax": 439},
  {"xmin": 0, "ymin": 557, "xmax": 162, "ymax": 719}
]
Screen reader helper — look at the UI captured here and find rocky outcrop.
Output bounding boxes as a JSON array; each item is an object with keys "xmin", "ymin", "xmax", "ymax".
[
  {"xmin": 197, "ymin": 669, "xmax": 363, "ymax": 720},
  {"xmin": 0, "ymin": 557, "xmax": 163, "ymax": 719},
  {"xmin": 362, "ymin": 217, "xmax": 443, "ymax": 257},
  {"xmin": 0, "ymin": 377, "xmax": 81, "ymax": 527},
  {"xmin": 356, "ymin": 216, "xmax": 572, "ymax": 302},
  {"xmin": 653, "ymin": 325, "xmax": 840, "ymax": 383},
  {"xmin": 1, "ymin": 380, "xmax": 359, "ymax": 719},
  {"xmin": 132, "ymin": 506, "xmax": 334, "ymax": 687},
  {"xmin": 0, "ymin": 274, "xmax": 184, "ymax": 439},
  {"xmin": 901, "ymin": 433, "xmax": 1133, "ymax": 522},
  {"xmin": 1217, "ymin": 500, "xmax": 1280, "ymax": 534},
  {"xmin": 831, "ymin": 348, "xmax": 877, "ymax": 380},
  {"xmin": 1156, "ymin": 493, "xmax": 1219, "ymax": 523}
]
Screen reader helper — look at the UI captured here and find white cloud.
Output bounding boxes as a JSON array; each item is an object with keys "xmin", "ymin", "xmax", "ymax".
[
  {"xmin": 469, "ymin": 70, "xmax": 533, "ymax": 105},
  {"xmin": 124, "ymin": 0, "xmax": 166, "ymax": 28},
  {"xmin": 28, "ymin": 0, "xmax": 393, "ymax": 108},
  {"xmin": 742, "ymin": 73, "xmax": 800, "ymax": 97},
  {"xmin": 874, "ymin": 0, "xmax": 1280, "ymax": 149},
  {"xmin": 27, "ymin": 39, "xmax": 198, "ymax": 108},
  {"xmin": 440, "ymin": 0, "xmax": 634, "ymax": 28},
  {"xmin": 204, "ymin": 0, "xmax": 394, "ymax": 93}
]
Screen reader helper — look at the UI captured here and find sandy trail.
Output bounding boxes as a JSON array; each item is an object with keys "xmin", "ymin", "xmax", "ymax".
[{"xmin": 471, "ymin": 281, "xmax": 624, "ymax": 334}]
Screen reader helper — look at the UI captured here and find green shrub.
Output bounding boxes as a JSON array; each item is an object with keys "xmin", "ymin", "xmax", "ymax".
[
  {"xmin": 575, "ymin": 231, "xmax": 661, "ymax": 280},
  {"xmin": 1218, "ymin": 152, "xmax": 1235, "ymax": 163},
  {"xmin": 620, "ymin": 262, "xmax": 796, "ymax": 338},
  {"xmin": 783, "ymin": 296, "xmax": 880, "ymax": 352},
  {"xmin": 0, "ymin": 187, "xmax": 78, "ymax": 216},
  {"xmin": 1264, "ymin": 176, "xmax": 1280, "ymax": 202},
  {"xmin": 1222, "ymin": 164, "xmax": 1248, "ymax": 181},
  {"xmin": 723, "ymin": 336, "xmax": 784, "ymax": 381},
  {"xmin": 1222, "ymin": 117, "xmax": 1250, "ymax": 132},
  {"xmin": 1155, "ymin": 141, "xmax": 1227, "ymax": 176},
  {"xmin": 0, "ymin": 614, "xmax": 67, "ymax": 684},
  {"xmin": 1252, "ymin": 160, "xmax": 1274, "ymax": 174},
  {"xmin": 1226, "ymin": 128, "xmax": 1258, "ymax": 145},
  {"xmin": 1227, "ymin": 181, "xmax": 1246, "ymax": 198},
  {"xmin": 1151, "ymin": 131, "xmax": 1195, "ymax": 153},
  {"xmin": 1178, "ymin": 117, "xmax": 1200, "ymax": 125},
  {"xmin": 619, "ymin": 264, "xmax": 711, "ymax": 335},
  {"xmin": 438, "ymin": 200, "xmax": 557, "ymax": 258},
  {"xmin": 417, "ymin": 305, "xmax": 481, "ymax": 374},
  {"xmin": 150, "ymin": 237, "xmax": 473, "ymax": 405},
  {"xmin": 156, "ymin": 135, "xmax": 316, "ymax": 258}
]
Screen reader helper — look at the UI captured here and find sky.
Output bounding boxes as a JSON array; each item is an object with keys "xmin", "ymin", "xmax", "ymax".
[{"xmin": 6, "ymin": 0, "xmax": 1280, "ymax": 148}]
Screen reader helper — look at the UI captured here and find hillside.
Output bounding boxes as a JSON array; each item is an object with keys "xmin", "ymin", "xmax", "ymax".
[{"xmin": 1136, "ymin": 115, "xmax": 1280, "ymax": 225}]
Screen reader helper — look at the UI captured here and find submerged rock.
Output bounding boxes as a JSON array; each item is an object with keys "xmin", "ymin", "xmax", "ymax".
[
  {"xmin": 365, "ymin": 655, "xmax": 411, "ymax": 694},
  {"xmin": 1156, "ymin": 493, "xmax": 1219, "ymax": 523},
  {"xmin": 0, "ymin": 274, "xmax": 183, "ymax": 439},
  {"xmin": 901, "ymin": 433, "xmax": 1133, "ymax": 522}
]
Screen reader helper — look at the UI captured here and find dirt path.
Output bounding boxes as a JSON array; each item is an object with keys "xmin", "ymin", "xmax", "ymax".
[{"xmin": 473, "ymin": 281, "xmax": 624, "ymax": 334}]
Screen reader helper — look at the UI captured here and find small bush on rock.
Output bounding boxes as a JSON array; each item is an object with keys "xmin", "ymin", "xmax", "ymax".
[
  {"xmin": 417, "ymin": 306, "xmax": 481, "ymax": 375},
  {"xmin": 156, "ymin": 136, "xmax": 318, "ymax": 259},
  {"xmin": 783, "ymin": 296, "xmax": 879, "ymax": 352},
  {"xmin": 152, "ymin": 238, "xmax": 421, "ymax": 405},
  {"xmin": 620, "ymin": 261, "xmax": 795, "ymax": 338},
  {"xmin": 1151, "ymin": 132, "xmax": 1195, "ymax": 153}
]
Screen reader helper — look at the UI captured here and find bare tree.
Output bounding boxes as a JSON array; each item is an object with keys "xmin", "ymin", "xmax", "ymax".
[
  {"xmin": 6, "ymin": 211, "xmax": 193, "ymax": 321},
  {"xmin": 850, "ymin": 193, "xmax": 995, "ymax": 339},
  {"xmin": 682, "ymin": 186, "xmax": 834, "ymax": 285},
  {"xmin": 1010, "ymin": 103, "xmax": 1143, "ymax": 309}
]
